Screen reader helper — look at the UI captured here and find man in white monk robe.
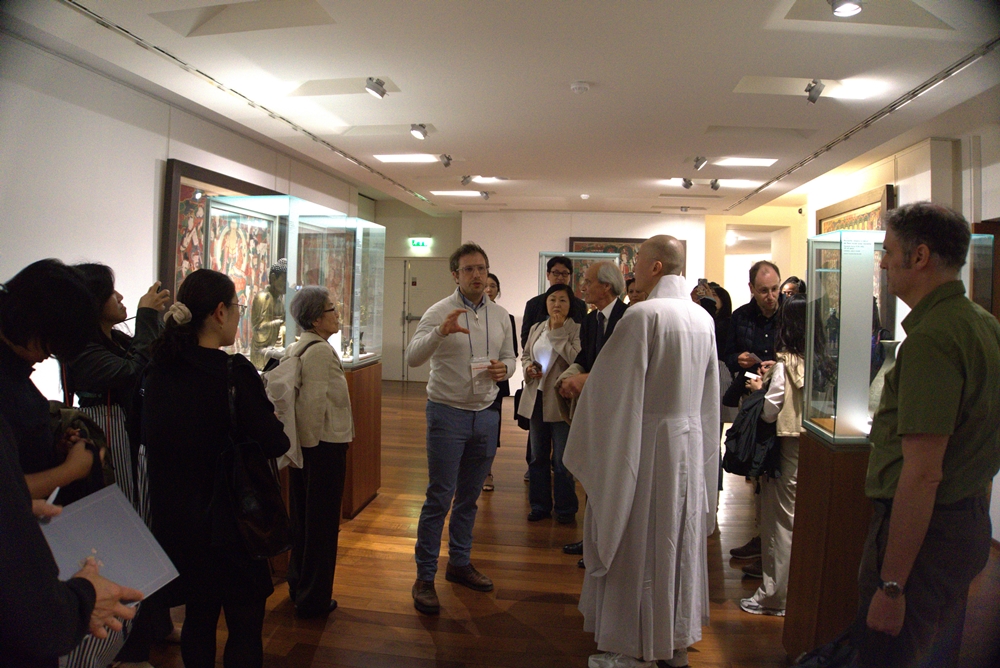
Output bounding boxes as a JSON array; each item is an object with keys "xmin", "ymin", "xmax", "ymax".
[{"xmin": 563, "ymin": 235, "xmax": 720, "ymax": 668}]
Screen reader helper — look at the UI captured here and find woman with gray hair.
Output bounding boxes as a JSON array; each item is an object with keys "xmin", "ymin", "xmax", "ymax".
[{"xmin": 283, "ymin": 286, "xmax": 354, "ymax": 619}]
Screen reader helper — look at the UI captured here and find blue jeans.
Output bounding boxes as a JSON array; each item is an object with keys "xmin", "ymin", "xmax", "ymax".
[
  {"xmin": 415, "ymin": 401, "xmax": 498, "ymax": 581},
  {"xmin": 528, "ymin": 394, "xmax": 578, "ymax": 517}
]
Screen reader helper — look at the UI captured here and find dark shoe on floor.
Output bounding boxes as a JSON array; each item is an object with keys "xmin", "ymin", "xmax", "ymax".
[
  {"xmin": 742, "ymin": 557, "xmax": 763, "ymax": 578},
  {"xmin": 482, "ymin": 473, "xmax": 494, "ymax": 492},
  {"xmin": 412, "ymin": 579, "xmax": 440, "ymax": 615},
  {"xmin": 295, "ymin": 599, "xmax": 338, "ymax": 619},
  {"xmin": 445, "ymin": 562, "xmax": 494, "ymax": 592},
  {"xmin": 578, "ymin": 558, "xmax": 585, "ymax": 569},
  {"xmin": 556, "ymin": 513, "xmax": 575, "ymax": 524},
  {"xmin": 730, "ymin": 535, "xmax": 761, "ymax": 559},
  {"xmin": 563, "ymin": 540, "xmax": 584, "ymax": 555},
  {"xmin": 523, "ymin": 470, "xmax": 530, "ymax": 481},
  {"xmin": 527, "ymin": 510, "xmax": 551, "ymax": 521}
]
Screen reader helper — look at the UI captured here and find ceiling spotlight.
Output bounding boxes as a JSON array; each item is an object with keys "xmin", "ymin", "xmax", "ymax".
[
  {"xmin": 439, "ymin": 154, "xmax": 452, "ymax": 168},
  {"xmin": 461, "ymin": 175, "xmax": 472, "ymax": 186},
  {"xmin": 580, "ymin": 194, "xmax": 590, "ymax": 200},
  {"xmin": 829, "ymin": 0, "xmax": 863, "ymax": 17},
  {"xmin": 682, "ymin": 178, "xmax": 693, "ymax": 189},
  {"xmin": 410, "ymin": 123, "xmax": 428, "ymax": 140},
  {"xmin": 680, "ymin": 206, "xmax": 690, "ymax": 212},
  {"xmin": 710, "ymin": 179, "xmax": 720, "ymax": 191},
  {"xmin": 693, "ymin": 157, "xmax": 708, "ymax": 171},
  {"xmin": 365, "ymin": 77, "xmax": 387, "ymax": 99},
  {"xmin": 806, "ymin": 79, "xmax": 826, "ymax": 104},
  {"xmin": 480, "ymin": 191, "xmax": 489, "ymax": 200}
]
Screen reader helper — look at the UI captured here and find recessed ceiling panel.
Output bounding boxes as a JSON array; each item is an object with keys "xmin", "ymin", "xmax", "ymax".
[
  {"xmin": 784, "ymin": 0, "xmax": 952, "ymax": 30},
  {"xmin": 150, "ymin": 0, "xmax": 335, "ymax": 37},
  {"xmin": 290, "ymin": 77, "xmax": 401, "ymax": 96}
]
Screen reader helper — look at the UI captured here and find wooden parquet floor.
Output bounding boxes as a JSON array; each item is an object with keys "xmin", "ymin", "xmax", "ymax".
[{"xmin": 150, "ymin": 380, "xmax": 1000, "ymax": 667}]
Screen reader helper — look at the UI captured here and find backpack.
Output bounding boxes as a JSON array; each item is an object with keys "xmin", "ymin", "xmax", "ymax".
[
  {"xmin": 723, "ymin": 388, "xmax": 779, "ymax": 478},
  {"xmin": 262, "ymin": 339, "xmax": 322, "ymax": 470}
]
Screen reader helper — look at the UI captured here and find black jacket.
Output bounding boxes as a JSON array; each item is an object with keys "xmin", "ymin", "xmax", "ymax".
[
  {"xmin": 723, "ymin": 299, "xmax": 778, "ymax": 376},
  {"xmin": 574, "ymin": 299, "xmax": 628, "ymax": 373},
  {"xmin": 521, "ymin": 292, "xmax": 588, "ymax": 348},
  {"xmin": 139, "ymin": 348, "xmax": 288, "ymax": 596}
]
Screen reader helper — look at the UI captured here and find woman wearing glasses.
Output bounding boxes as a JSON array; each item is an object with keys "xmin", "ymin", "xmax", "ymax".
[
  {"xmin": 282, "ymin": 286, "xmax": 354, "ymax": 619},
  {"xmin": 141, "ymin": 269, "xmax": 288, "ymax": 668}
]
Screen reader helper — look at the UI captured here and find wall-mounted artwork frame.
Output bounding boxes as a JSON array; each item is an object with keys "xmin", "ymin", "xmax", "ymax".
[
  {"xmin": 815, "ymin": 184, "xmax": 895, "ymax": 236},
  {"xmin": 159, "ymin": 159, "xmax": 282, "ymax": 297},
  {"xmin": 568, "ymin": 236, "xmax": 686, "ymax": 280}
]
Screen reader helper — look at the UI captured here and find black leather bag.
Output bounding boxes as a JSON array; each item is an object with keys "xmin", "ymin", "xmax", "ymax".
[
  {"xmin": 219, "ymin": 357, "xmax": 292, "ymax": 560},
  {"xmin": 512, "ymin": 387, "xmax": 530, "ymax": 430}
]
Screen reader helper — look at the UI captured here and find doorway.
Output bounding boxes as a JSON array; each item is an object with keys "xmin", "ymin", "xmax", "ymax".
[{"xmin": 381, "ymin": 257, "xmax": 454, "ymax": 381}]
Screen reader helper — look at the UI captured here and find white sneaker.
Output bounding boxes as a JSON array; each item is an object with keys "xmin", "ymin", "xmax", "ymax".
[
  {"xmin": 588, "ymin": 652, "xmax": 654, "ymax": 668},
  {"xmin": 740, "ymin": 597, "xmax": 785, "ymax": 616}
]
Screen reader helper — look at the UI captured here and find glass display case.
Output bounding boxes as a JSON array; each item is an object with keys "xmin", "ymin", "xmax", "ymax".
[
  {"xmin": 537, "ymin": 251, "xmax": 618, "ymax": 300},
  {"xmin": 207, "ymin": 195, "xmax": 385, "ymax": 370},
  {"xmin": 804, "ymin": 230, "xmax": 995, "ymax": 445}
]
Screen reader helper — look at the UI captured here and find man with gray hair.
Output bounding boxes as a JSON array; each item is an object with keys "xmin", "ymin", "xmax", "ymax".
[
  {"xmin": 557, "ymin": 261, "xmax": 628, "ymax": 561},
  {"xmin": 564, "ymin": 236, "xmax": 719, "ymax": 668}
]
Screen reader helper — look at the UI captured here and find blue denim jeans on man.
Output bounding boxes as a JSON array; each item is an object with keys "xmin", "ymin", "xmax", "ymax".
[{"xmin": 415, "ymin": 401, "xmax": 498, "ymax": 581}]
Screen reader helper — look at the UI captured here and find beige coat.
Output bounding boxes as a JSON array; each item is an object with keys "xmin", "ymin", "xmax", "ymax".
[
  {"xmin": 517, "ymin": 318, "xmax": 581, "ymax": 423},
  {"xmin": 284, "ymin": 332, "xmax": 354, "ymax": 446}
]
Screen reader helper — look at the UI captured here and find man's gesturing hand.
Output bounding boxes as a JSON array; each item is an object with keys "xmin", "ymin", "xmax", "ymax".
[{"xmin": 438, "ymin": 309, "xmax": 470, "ymax": 336}]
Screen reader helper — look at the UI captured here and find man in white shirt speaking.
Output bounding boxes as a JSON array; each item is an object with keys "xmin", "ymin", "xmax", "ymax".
[
  {"xmin": 405, "ymin": 242, "xmax": 516, "ymax": 615},
  {"xmin": 564, "ymin": 235, "xmax": 720, "ymax": 668}
]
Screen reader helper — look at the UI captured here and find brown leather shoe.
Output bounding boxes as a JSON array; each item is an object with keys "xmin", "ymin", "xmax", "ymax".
[
  {"xmin": 412, "ymin": 579, "xmax": 440, "ymax": 615},
  {"xmin": 445, "ymin": 562, "xmax": 493, "ymax": 592}
]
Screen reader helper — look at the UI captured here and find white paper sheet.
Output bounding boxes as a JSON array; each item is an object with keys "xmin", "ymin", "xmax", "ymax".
[{"xmin": 41, "ymin": 485, "xmax": 178, "ymax": 597}]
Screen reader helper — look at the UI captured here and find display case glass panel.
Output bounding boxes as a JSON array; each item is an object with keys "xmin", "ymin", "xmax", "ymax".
[
  {"xmin": 208, "ymin": 195, "xmax": 385, "ymax": 370},
  {"xmin": 537, "ymin": 251, "xmax": 618, "ymax": 300},
  {"xmin": 966, "ymin": 234, "xmax": 994, "ymax": 313}
]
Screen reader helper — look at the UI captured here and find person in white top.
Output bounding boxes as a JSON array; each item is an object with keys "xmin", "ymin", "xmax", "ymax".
[
  {"xmin": 405, "ymin": 243, "xmax": 516, "ymax": 615},
  {"xmin": 564, "ymin": 236, "xmax": 719, "ymax": 668},
  {"xmin": 283, "ymin": 286, "xmax": 354, "ymax": 620},
  {"xmin": 518, "ymin": 284, "xmax": 582, "ymax": 523}
]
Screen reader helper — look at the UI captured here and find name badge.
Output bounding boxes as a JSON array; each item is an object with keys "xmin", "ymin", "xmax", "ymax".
[{"xmin": 470, "ymin": 356, "xmax": 493, "ymax": 395}]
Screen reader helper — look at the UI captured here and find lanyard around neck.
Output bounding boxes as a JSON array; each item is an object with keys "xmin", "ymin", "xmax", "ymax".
[{"xmin": 463, "ymin": 297, "xmax": 489, "ymax": 357}]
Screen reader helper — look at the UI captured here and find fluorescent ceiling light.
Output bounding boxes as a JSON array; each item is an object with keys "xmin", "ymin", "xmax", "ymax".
[
  {"xmin": 472, "ymin": 176, "xmax": 506, "ymax": 184},
  {"xmin": 374, "ymin": 154, "xmax": 439, "ymax": 163},
  {"xmin": 658, "ymin": 178, "xmax": 685, "ymax": 187},
  {"xmin": 714, "ymin": 157, "xmax": 778, "ymax": 167},
  {"xmin": 430, "ymin": 191, "xmax": 484, "ymax": 197},
  {"xmin": 726, "ymin": 231, "xmax": 740, "ymax": 246},
  {"xmin": 832, "ymin": 78, "xmax": 890, "ymax": 100},
  {"xmin": 718, "ymin": 179, "xmax": 763, "ymax": 188}
]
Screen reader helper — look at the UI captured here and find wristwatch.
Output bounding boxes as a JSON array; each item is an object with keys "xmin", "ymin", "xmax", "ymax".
[{"xmin": 878, "ymin": 579, "xmax": 904, "ymax": 599}]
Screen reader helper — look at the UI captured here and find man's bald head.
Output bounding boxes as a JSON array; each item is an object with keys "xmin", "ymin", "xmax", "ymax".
[{"xmin": 633, "ymin": 235, "xmax": 685, "ymax": 293}]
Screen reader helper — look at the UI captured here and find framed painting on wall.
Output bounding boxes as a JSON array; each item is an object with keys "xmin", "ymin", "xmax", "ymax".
[
  {"xmin": 160, "ymin": 159, "xmax": 284, "ymax": 358},
  {"xmin": 568, "ymin": 236, "xmax": 686, "ymax": 281},
  {"xmin": 815, "ymin": 184, "xmax": 897, "ymax": 337}
]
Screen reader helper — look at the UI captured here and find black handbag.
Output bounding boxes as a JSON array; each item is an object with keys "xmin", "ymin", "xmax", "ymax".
[
  {"xmin": 513, "ymin": 387, "xmax": 530, "ymax": 431},
  {"xmin": 219, "ymin": 357, "xmax": 292, "ymax": 559}
]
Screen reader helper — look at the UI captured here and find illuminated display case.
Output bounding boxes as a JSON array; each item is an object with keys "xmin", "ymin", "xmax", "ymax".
[{"xmin": 208, "ymin": 195, "xmax": 385, "ymax": 370}]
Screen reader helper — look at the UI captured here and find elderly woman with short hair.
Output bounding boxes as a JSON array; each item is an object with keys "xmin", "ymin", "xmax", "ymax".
[{"xmin": 284, "ymin": 286, "xmax": 354, "ymax": 619}]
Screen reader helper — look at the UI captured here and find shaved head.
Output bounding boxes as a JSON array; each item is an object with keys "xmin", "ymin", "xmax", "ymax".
[{"xmin": 643, "ymin": 235, "xmax": 685, "ymax": 275}]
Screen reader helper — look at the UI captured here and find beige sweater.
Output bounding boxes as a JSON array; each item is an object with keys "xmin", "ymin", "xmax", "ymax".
[{"xmin": 285, "ymin": 332, "xmax": 354, "ymax": 446}]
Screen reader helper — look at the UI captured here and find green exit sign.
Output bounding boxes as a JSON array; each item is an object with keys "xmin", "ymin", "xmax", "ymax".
[{"xmin": 409, "ymin": 237, "xmax": 432, "ymax": 248}]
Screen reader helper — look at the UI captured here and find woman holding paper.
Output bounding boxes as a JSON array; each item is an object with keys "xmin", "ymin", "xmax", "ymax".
[
  {"xmin": 142, "ymin": 269, "xmax": 288, "ymax": 668},
  {"xmin": 282, "ymin": 286, "xmax": 354, "ymax": 620}
]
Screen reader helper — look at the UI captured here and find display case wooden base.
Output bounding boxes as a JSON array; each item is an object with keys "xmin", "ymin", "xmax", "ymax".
[
  {"xmin": 783, "ymin": 429, "xmax": 873, "ymax": 660},
  {"xmin": 343, "ymin": 361, "xmax": 382, "ymax": 518}
]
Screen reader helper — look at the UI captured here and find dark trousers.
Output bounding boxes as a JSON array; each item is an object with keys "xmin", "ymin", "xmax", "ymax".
[
  {"xmin": 287, "ymin": 441, "xmax": 348, "ymax": 615},
  {"xmin": 182, "ymin": 596, "xmax": 265, "ymax": 668},
  {"xmin": 854, "ymin": 496, "xmax": 992, "ymax": 668},
  {"xmin": 114, "ymin": 590, "xmax": 173, "ymax": 661},
  {"xmin": 527, "ymin": 394, "xmax": 577, "ymax": 517}
]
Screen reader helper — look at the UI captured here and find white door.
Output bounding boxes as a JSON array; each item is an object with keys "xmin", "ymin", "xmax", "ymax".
[
  {"xmin": 381, "ymin": 259, "xmax": 408, "ymax": 381},
  {"xmin": 404, "ymin": 258, "xmax": 453, "ymax": 382}
]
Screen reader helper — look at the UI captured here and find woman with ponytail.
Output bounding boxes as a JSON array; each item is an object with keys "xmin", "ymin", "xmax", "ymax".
[{"xmin": 141, "ymin": 269, "xmax": 288, "ymax": 668}]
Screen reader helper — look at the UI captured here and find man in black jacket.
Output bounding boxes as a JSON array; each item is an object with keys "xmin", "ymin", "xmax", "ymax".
[
  {"xmin": 520, "ymin": 256, "xmax": 588, "ymax": 348},
  {"xmin": 722, "ymin": 259, "xmax": 781, "ymax": 574},
  {"xmin": 555, "ymin": 261, "xmax": 626, "ymax": 561}
]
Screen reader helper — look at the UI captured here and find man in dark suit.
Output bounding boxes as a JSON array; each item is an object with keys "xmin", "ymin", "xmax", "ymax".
[
  {"xmin": 521, "ymin": 256, "xmax": 588, "ymax": 348},
  {"xmin": 556, "ymin": 261, "xmax": 626, "ymax": 561}
]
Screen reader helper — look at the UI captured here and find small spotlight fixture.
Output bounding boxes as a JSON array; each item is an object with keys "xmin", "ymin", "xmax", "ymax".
[
  {"xmin": 806, "ymin": 79, "xmax": 826, "ymax": 104},
  {"xmin": 682, "ymin": 178, "xmax": 693, "ymax": 189},
  {"xmin": 410, "ymin": 123, "xmax": 428, "ymax": 140},
  {"xmin": 710, "ymin": 179, "xmax": 720, "ymax": 191},
  {"xmin": 439, "ymin": 154, "xmax": 452, "ymax": 168},
  {"xmin": 829, "ymin": 0, "xmax": 863, "ymax": 17},
  {"xmin": 365, "ymin": 77, "xmax": 387, "ymax": 98},
  {"xmin": 461, "ymin": 175, "xmax": 472, "ymax": 186},
  {"xmin": 693, "ymin": 157, "xmax": 708, "ymax": 171},
  {"xmin": 680, "ymin": 206, "xmax": 690, "ymax": 212},
  {"xmin": 580, "ymin": 194, "xmax": 590, "ymax": 200},
  {"xmin": 480, "ymin": 191, "xmax": 489, "ymax": 200}
]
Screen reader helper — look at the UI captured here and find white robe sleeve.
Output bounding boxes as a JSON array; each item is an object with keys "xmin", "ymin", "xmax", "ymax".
[
  {"xmin": 563, "ymin": 310, "xmax": 647, "ymax": 576},
  {"xmin": 700, "ymin": 348, "xmax": 720, "ymax": 536}
]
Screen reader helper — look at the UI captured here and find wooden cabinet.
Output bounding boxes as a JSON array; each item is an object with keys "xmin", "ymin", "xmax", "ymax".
[
  {"xmin": 343, "ymin": 361, "xmax": 382, "ymax": 518},
  {"xmin": 783, "ymin": 429, "xmax": 872, "ymax": 660}
]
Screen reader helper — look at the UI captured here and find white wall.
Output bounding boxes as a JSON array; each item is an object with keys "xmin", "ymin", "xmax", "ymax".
[
  {"xmin": 463, "ymin": 211, "xmax": 706, "ymax": 386},
  {"xmin": 0, "ymin": 34, "xmax": 355, "ymax": 398}
]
